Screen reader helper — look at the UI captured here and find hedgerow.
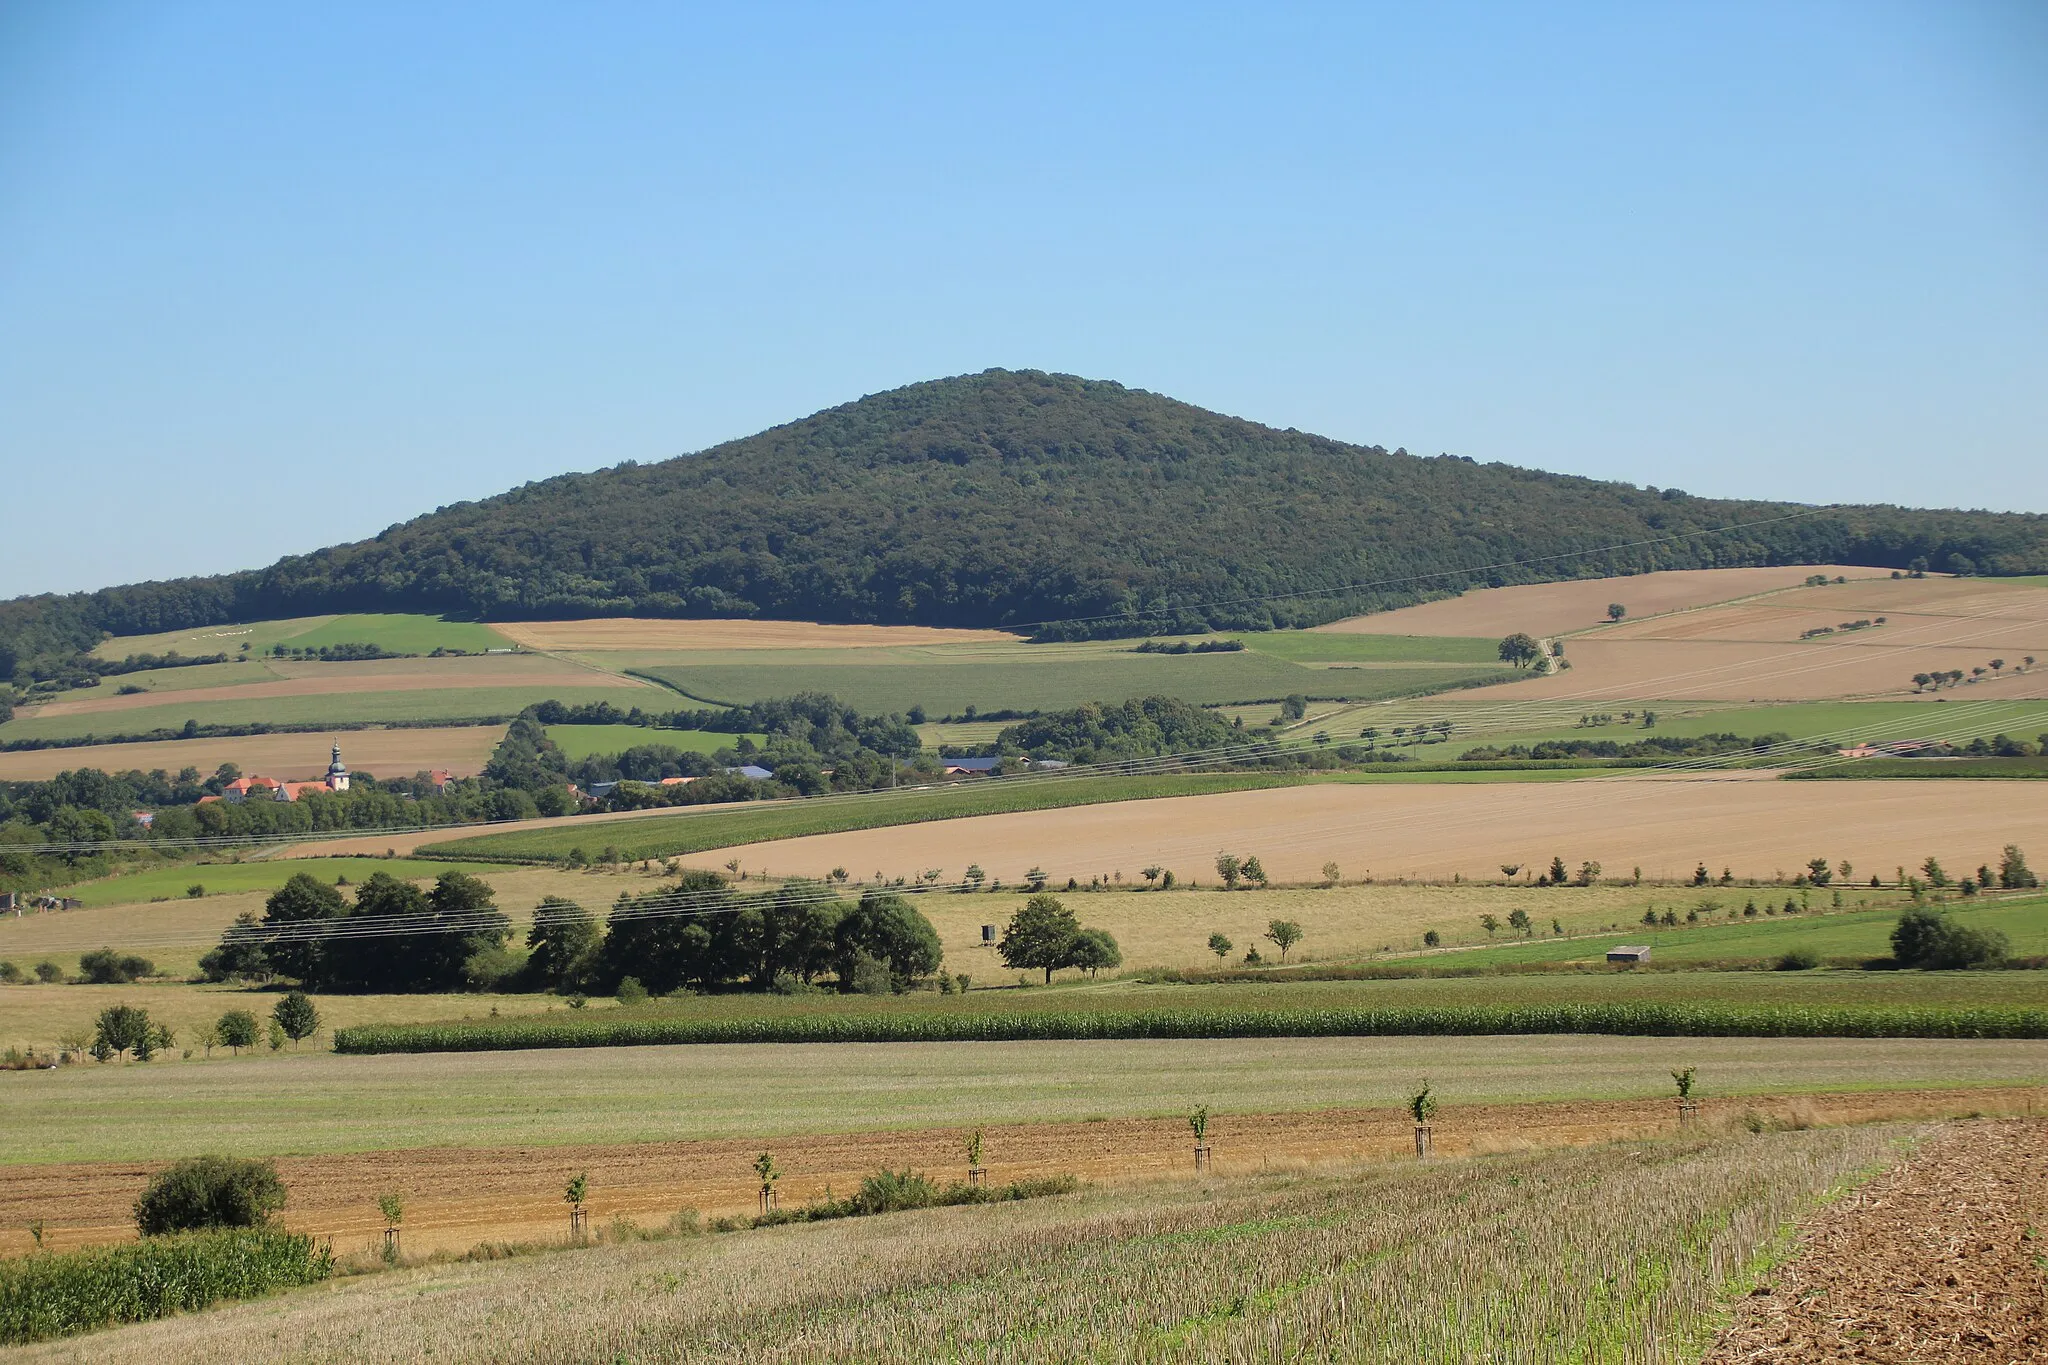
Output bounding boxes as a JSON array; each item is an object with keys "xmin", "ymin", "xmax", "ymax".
[
  {"xmin": 334, "ymin": 1001, "xmax": 2048, "ymax": 1054},
  {"xmin": 0, "ymin": 1228, "xmax": 332, "ymax": 1345}
]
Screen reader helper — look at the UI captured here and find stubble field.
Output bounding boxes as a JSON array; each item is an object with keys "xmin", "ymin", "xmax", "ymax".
[
  {"xmin": 670, "ymin": 774, "xmax": 2048, "ymax": 887},
  {"xmin": 1315, "ymin": 565, "xmax": 1885, "ymax": 640}
]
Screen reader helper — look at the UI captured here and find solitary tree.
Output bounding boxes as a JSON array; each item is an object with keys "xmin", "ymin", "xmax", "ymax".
[
  {"xmin": 1505, "ymin": 908, "xmax": 1531, "ymax": 937},
  {"xmin": 272, "ymin": 991, "xmax": 320, "ymax": 1046},
  {"xmin": 1067, "ymin": 928, "xmax": 1122, "ymax": 978},
  {"xmin": 1479, "ymin": 913, "xmax": 1500, "ymax": 938},
  {"xmin": 1240, "ymin": 856, "xmax": 1268, "ymax": 889},
  {"xmin": 1264, "ymin": 920, "xmax": 1303, "ymax": 962},
  {"xmin": 1607, "ymin": 603, "xmax": 1627, "ymax": 622},
  {"xmin": 1214, "ymin": 853, "xmax": 1242, "ymax": 891},
  {"xmin": 1207, "ymin": 932, "xmax": 1234, "ymax": 959},
  {"xmin": 1999, "ymin": 845, "xmax": 2038, "ymax": 889},
  {"xmin": 1320, "ymin": 861, "xmax": 1341, "ymax": 887},
  {"xmin": 1500, "ymin": 864, "xmax": 1521, "ymax": 882},
  {"xmin": 1497, "ymin": 633, "xmax": 1543, "ymax": 668},
  {"xmin": 216, "ymin": 1009, "xmax": 259, "ymax": 1055},
  {"xmin": 1547, "ymin": 856, "xmax": 1568, "ymax": 885},
  {"xmin": 998, "ymin": 895, "xmax": 1082, "ymax": 983}
]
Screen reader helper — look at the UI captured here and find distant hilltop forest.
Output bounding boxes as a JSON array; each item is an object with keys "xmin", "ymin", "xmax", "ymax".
[{"xmin": 5, "ymin": 369, "xmax": 2046, "ymax": 671}]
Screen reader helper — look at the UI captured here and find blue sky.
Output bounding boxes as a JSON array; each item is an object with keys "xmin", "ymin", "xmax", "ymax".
[{"xmin": 1, "ymin": 1, "xmax": 2042, "ymax": 598}]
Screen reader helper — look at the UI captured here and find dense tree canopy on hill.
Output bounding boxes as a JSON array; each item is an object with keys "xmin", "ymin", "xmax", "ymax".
[{"xmin": 6, "ymin": 370, "xmax": 2046, "ymax": 669}]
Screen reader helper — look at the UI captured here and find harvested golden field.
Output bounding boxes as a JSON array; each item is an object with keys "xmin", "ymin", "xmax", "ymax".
[
  {"xmin": 19, "ymin": 653, "xmax": 646, "ymax": 720},
  {"xmin": 0, "ymin": 726, "xmax": 506, "ymax": 783},
  {"xmin": 1317, "ymin": 565, "xmax": 1881, "ymax": 640},
  {"xmin": 1703, "ymin": 1117, "xmax": 2048, "ymax": 1363},
  {"xmin": 1495, "ymin": 573, "xmax": 2048, "ymax": 701},
  {"xmin": 1483, "ymin": 636, "xmax": 2048, "ymax": 702},
  {"xmin": 497, "ymin": 617, "xmax": 1019, "ymax": 650},
  {"xmin": 0, "ymin": 1120, "xmax": 2023, "ymax": 1363},
  {"xmin": 679, "ymin": 774, "xmax": 2048, "ymax": 886},
  {"xmin": 1, "ymin": 1070, "xmax": 2036, "ymax": 1259}
]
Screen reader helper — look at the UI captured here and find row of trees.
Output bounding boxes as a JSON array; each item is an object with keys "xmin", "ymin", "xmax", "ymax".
[
  {"xmin": 203, "ymin": 869, "xmax": 949, "ymax": 997},
  {"xmin": 86, "ymin": 994, "xmax": 318, "ymax": 1062},
  {"xmin": 1910, "ymin": 658, "xmax": 2032, "ymax": 691}
]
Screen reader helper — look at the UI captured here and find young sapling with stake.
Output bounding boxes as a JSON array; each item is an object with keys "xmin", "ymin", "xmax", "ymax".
[
  {"xmin": 1190, "ymin": 1105, "xmax": 1212, "ymax": 1172},
  {"xmin": 378, "ymin": 1191, "xmax": 405, "ymax": 1262},
  {"xmin": 966, "ymin": 1128, "xmax": 986, "ymax": 1187},
  {"xmin": 754, "ymin": 1152, "xmax": 781, "ymax": 1215},
  {"xmin": 564, "ymin": 1172, "xmax": 589, "ymax": 1238},
  {"xmin": 1409, "ymin": 1082, "xmax": 1439, "ymax": 1159},
  {"xmin": 1672, "ymin": 1068, "xmax": 1699, "ymax": 1126}
]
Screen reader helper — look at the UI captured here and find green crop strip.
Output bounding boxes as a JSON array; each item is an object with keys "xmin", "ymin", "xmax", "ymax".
[{"xmin": 333, "ymin": 1001, "xmax": 2048, "ymax": 1054}]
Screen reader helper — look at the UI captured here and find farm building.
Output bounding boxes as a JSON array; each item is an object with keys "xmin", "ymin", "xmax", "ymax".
[
  {"xmin": 1606, "ymin": 945, "xmax": 1652, "ymax": 964},
  {"xmin": 942, "ymin": 756, "xmax": 1003, "ymax": 776}
]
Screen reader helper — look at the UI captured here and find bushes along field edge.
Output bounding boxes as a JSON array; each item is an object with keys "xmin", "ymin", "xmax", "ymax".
[
  {"xmin": 0, "ymin": 1227, "xmax": 332, "ymax": 1346},
  {"xmin": 333, "ymin": 1001, "xmax": 2048, "ymax": 1054}
]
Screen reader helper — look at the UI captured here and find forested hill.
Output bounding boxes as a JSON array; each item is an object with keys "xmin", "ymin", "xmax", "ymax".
[{"xmin": 6, "ymin": 368, "xmax": 2047, "ymax": 665}]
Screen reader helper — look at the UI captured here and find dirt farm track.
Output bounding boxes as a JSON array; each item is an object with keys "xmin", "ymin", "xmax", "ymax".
[{"xmin": 672, "ymin": 775, "xmax": 2048, "ymax": 886}]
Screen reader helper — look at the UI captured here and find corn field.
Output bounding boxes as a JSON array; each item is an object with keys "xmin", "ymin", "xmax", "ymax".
[
  {"xmin": 17, "ymin": 1125, "xmax": 1926, "ymax": 1364},
  {"xmin": 333, "ymin": 1001, "xmax": 2048, "ymax": 1053},
  {"xmin": 0, "ymin": 1228, "xmax": 332, "ymax": 1345}
]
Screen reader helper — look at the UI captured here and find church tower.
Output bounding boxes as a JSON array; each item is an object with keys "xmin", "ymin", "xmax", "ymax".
[{"xmin": 326, "ymin": 744, "xmax": 351, "ymax": 792}]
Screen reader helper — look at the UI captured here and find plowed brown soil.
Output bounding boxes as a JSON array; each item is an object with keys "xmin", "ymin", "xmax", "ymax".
[
  {"xmin": 1703, "ymin": 1116, "xmax": 2048, "ymax": 1363},
  {"xmin": 1, "ymin": 1087, "xmax": 2034, "ymax": 1262}
]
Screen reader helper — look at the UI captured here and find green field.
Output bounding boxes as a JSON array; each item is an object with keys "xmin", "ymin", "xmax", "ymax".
[
  {"xmin": 0, "ymin": 686, "xmax": 646, "ymax": 744},
  {"xmin": 91, "ymin": 614, "xmax": 512, "ymax": 660},
  {"xmin": 278, "ymin": 614, "xmax": 512, "ymax": 653},
  {"xmin": 1408, "ymin": 894, "xmax": 2048, "ymax": 969},
  {"xmin": 639, "ymin": 654, "xmax": 1506, "ymax": 715},
  {"xmin": 543, "ymin": 725, "xmax": 766, "ymax": 761},
  {"xmin": 51, "ymin": 659, "xmax": 286, "ymax": 703},
  {"xmin": 1790, "ymin": 756, "xmax": 2048, "ymax": 779},
  {"xmin": 1234, "ymin": 631, "xmax": 1502, "ymax": 664},
  {"xmin": 42, "ymin": 857, "xmax": 476, "ymax": 909},
  {"xmin": 1361, "ymin": 697, "xmax": 2048, "ymax": 761},
  {"xmin": 3, "ymin": 1022, "xmax": 2040, "ymax": 1164}
]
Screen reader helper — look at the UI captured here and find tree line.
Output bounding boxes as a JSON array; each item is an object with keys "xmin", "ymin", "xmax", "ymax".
[{"xmin": 201, "ymin": 869, "xmax": 950, "ymax": 997}]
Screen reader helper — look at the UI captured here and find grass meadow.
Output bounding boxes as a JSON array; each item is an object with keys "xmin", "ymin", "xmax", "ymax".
[
  {"xmin": 543, "ymin": 725, "xmax": 766, "ymax": 760},
  {"xmin": 0, "ymin": 685, "xmax": 647, "ymax": 744},
  {"xmin": 0, "ymin": 1125, "xmax": 1974, "ymax": 1362},
  {"xmin": 1408, "ymin": 893, "xmax": 2048, "ymax": 968},
  {"xmin": 636, "ymin": 650, "xmax": 1505, "ymax": 715},
  {"xmin": 89, "ymin": 614, "xmax": 512, "ymax": 660},
  {"xmin": 1234, "ymin": 630, "xmax": 1502, "ymax": 664},
  {"xmin": 4, "ymin": 1023, "xmax": 2042, "ymax": 1164}
]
